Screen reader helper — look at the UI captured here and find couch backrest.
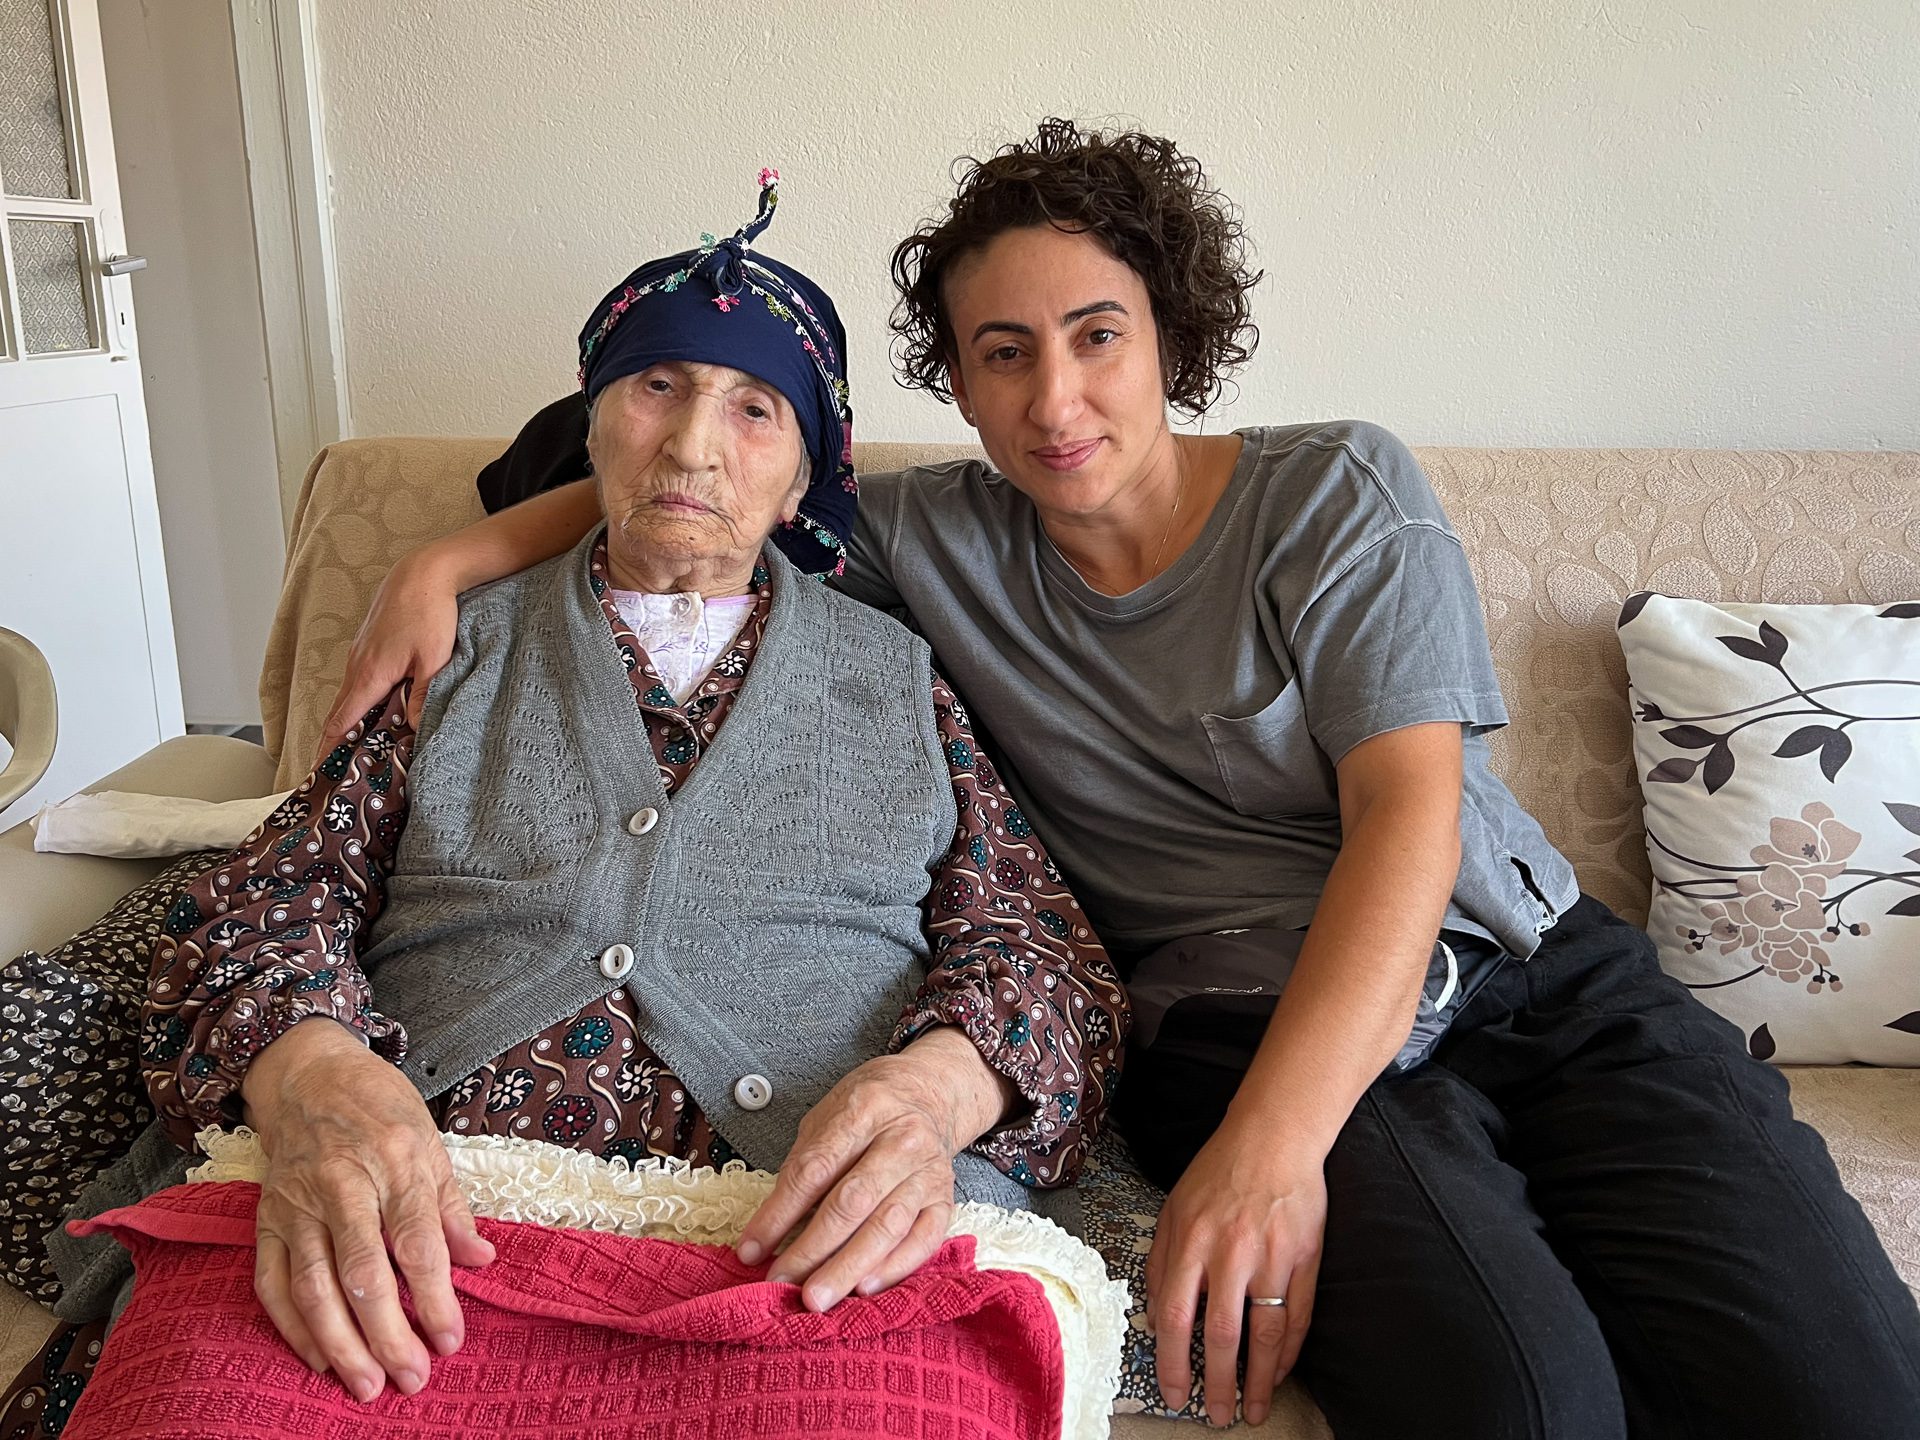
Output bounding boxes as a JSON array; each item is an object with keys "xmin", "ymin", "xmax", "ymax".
[{"xmin": 262, "ymin": 438, "xmax": 1919, "ymax": 927}]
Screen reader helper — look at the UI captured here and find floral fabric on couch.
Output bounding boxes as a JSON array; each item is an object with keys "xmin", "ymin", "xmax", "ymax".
[{"xmin": 0, "ymin": 853, "xmax": 223, "ymax": 1304}]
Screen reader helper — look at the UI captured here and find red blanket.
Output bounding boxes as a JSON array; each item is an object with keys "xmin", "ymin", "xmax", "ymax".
[{"xmin": 64, "ymin": 1182, "xmax": 1064, "ymax": 1439}]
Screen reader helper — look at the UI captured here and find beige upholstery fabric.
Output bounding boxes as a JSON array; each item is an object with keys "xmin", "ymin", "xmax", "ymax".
[
  {"xmin": 0, "ymin": 735, "xmax": 277, "ymax": 959},
  {"xmin": 0, "ymin": 1283, "xmax": 53, "ymax": 1393},
  {"xmin": 1419, "ymin": 447, "xmax": 1920, "ymax": 927},
  {"xmin": 1787, "ymin": 1068, "xmax": 1920, "ymax": 1280},
  {"xmin": 261, "ymin": 438, "xmax": 495, "ymax": 783}
]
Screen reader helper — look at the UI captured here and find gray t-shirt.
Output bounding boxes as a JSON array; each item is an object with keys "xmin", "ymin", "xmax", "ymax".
[{"xmin": 841, "ymin": 420, "xmax": 1579, "ymax": 970}]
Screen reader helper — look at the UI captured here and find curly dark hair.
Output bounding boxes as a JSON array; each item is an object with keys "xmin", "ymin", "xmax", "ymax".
[{"xmin": 889, "ymin": 118, "xmax": 1261, "ymax": 417}]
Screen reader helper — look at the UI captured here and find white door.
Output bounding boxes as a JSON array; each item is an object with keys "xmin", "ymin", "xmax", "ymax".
[{"xmin": 0, "ymin": 0, "xmax": 180, "ymax": 831}]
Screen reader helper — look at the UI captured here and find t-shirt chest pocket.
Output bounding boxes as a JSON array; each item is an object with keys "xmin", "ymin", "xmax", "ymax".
[{"xmin": 1200, "ymin": 681, "xmax": 1337, "ymax": 819}]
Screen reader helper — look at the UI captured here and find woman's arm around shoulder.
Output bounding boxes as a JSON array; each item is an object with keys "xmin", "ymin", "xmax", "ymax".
[{"xmin": 317, "ymin": 480, "xmax": 602, "ymax": 755}]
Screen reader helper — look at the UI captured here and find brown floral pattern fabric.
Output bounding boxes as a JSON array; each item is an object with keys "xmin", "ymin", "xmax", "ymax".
[
  {"xmin": 143, "ymin": 740, "xmax": 410, "ymax": 1145},
  {"xmin": 896, "ymin": 686, "xmax": 1124, "ymax": 1184},
  {"xmin": 148, "ymin": 540, "xmax": 1125, "ymax": 1184},
  {"xmin": 0, "ymin": 1317, "xmax": 106, "ymax": 1439},
  {"xmin": 0, "ymin": 851, "xmax": 224, "ymax": 1304},
  {"xmin": 436, "ymin": 989, "xmax": 736, "ymax": 1169},
  {"xmin": 1076, "ymin": 1130, "xmax": 1225, "ymax": 1424}
]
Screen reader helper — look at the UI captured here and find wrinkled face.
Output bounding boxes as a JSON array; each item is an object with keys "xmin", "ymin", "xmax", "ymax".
[
  {"xmin": 943, "ymin": 225, "xmax": 1169, "ymax": 516},
  {"xmin": 588, "ymin": 361, "xmax": 808, "ymax": 573}
]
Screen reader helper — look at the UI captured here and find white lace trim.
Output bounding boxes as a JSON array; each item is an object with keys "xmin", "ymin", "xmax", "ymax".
[
  {"xmin": 607, "ymin": 587, "xmax": 755, "ymax": 704},
  {"xmin": 190, "ymin": 1128, "xmax": 1127, "ymax": 1439}
]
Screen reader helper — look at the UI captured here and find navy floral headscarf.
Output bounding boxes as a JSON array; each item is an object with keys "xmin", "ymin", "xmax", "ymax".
[{"xmin": 577, "ymin": 170, "xmax": 855, "ymax": 577}]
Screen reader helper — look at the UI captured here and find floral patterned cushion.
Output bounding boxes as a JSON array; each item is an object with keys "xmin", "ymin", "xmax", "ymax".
[
  {"xmin": 1618, "ymin": 594, "xmax": 1920, "ymax": 1064},
  {"xmin": 0, "ymin": 853, "xmax": 223, "ymax": 1303}
]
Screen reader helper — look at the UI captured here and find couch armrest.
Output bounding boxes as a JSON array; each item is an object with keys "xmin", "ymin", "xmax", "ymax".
[
  {"xmin": 0, "ymin": 734, "xmax": 277, "ymax": 958},
  {"xmin": 0, "ymin": 628, "xmax": 58, "ymax": 813}
]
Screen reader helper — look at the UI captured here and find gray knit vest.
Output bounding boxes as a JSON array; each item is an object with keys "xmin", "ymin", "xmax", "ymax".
[{"xmin": 358, "ymin": 530, "xmax": 1039, "ymax": 1210}]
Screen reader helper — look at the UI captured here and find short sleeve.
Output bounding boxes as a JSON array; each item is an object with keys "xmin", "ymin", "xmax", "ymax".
[
  {"xmin": 1287, "ymin": 522, "xmax": 1509, "ymax": 764},
  {"xmin": 836, "ymin": 470, "xmax": 907, "ymax": 610}
]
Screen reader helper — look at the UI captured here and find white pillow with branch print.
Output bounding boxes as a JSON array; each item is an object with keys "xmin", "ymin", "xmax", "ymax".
[{"xmin": 1617, "ymin": 593, "xmax": 1920, "ymax": 1065}]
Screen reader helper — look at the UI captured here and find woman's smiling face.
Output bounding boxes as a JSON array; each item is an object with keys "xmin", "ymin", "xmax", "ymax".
[{"xmin": 942, "ymin": 225, "xmax": 1171, "ymax": 518}]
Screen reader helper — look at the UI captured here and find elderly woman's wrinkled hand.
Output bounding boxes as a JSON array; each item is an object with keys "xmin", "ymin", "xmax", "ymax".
[
  {"xmin": 239, "ymin": 1018, "xmax": 495, "ymax": 1404},
  {"xmin": 735, "ymin": 1027, "xmax": 1016, "ymax": 1311}
]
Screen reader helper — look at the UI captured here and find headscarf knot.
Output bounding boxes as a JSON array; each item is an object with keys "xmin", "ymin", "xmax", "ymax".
[{"xmin": 574, "ymin": 168, "xmax": 855, "ymax": 577}]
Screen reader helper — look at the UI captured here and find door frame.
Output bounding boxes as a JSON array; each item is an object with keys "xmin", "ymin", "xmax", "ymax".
[
  {"xmin": 0, "ymin": 0, "xmax": 183, "ymax": 828},
  {"xmin": 4, "ymin": 0, "xmax": 181, "ymax": 743},
  {"xmin": 229, "ymin": 0, "xmax": 349, "ymax": 531}
]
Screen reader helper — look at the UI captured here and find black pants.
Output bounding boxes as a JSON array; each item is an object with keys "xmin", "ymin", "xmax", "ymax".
[{"xmin": 1114, "ymin": 896, "xmax": 1920, "ymax": 1439}]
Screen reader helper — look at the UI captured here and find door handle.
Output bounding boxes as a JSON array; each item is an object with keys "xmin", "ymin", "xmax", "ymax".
[{"xmin": 102, "ymin": 254, "xmax": 147, "ymax": 276}]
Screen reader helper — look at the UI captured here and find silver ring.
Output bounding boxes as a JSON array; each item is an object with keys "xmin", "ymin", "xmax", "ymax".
[{"xmin": 1247, "ymin": 1295, "xmax": 1287, "ymax": 1307}]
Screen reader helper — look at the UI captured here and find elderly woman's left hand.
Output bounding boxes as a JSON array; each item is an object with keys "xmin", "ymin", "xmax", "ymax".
[{"xmin": 735, "ymin": 1026, "xmax": 1015, "ymax": 1311}]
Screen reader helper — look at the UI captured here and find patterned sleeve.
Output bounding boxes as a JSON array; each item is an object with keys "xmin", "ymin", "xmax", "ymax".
[
  {"xmin": 143, "ymin": 687, "xmax": 416, "ymax": 1148},
  {"xmin": 892, "ymin": 673, "xmax": 1130, "ymax": 1188}
]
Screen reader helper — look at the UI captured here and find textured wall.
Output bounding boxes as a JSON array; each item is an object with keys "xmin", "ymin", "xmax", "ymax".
[{"xmin": 312, "ymin": 1, "xmax": 1918, "ymax": 448}]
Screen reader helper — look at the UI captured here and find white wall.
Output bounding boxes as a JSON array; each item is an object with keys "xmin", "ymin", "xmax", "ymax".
[
  {"xmin": 311, "ymin": 1, "xmax": 1918, "ymax": 450},
  {"xmin": 100, "ymin": 0, "xmax": 282, "ymax": 726}
]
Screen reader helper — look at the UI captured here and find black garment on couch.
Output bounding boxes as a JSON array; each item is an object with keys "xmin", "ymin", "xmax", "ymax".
[
  {"xmin": 1115, "ymin": 894, "xmax": 1920, "ymax": 1440},
  {"xmin": 475, "ymin": 393, "xmax": 589, "ymax": 514}
]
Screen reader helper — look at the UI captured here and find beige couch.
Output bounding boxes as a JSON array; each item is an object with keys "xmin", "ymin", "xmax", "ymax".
[{"xmin": 2, "ymin": 437, "xmax": 1914, "ymax": 1436}]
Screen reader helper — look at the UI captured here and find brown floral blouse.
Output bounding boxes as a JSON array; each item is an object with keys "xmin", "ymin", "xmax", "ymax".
[{"xmin": 144, "ymin": 543, "xmax": 1127, "ymax": 1187}]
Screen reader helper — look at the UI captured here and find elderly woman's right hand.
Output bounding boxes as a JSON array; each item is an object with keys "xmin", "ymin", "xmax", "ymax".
[
  {"xmin": 316, "ymin": 545, "xmax": 461, "ymax": 760},
  {"xmin": 239, "ymin": 1018, "xmax": 494, "ymax": 1403}
]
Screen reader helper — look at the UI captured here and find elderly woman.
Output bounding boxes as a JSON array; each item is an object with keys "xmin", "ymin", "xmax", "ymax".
[{"xmin": 0, "ymin": 176, "xmax": 1124, "ymax": 1435}]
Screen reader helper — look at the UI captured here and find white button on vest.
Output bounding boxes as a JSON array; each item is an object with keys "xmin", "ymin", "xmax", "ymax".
[
  {"xmin": 598, "ymin": 943, "xmax": 635, "ymax": 981},
  {"xmin": 627, "ymin": 807, "xmax": 660, "ymax": 836},
  {"xmin": 733, "ymin": 1074, "xmax": 773, "ymax": 1111}
]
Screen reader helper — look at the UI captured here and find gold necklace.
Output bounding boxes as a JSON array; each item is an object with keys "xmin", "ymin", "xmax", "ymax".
[{"xmin": 1151, "ymin": 458, "xmax": 1189, "ymax": 575}]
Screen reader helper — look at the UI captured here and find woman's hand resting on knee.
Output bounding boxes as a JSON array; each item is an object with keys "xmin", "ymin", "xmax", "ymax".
[
  {"xmin": 239, "ymin": 1018, "xmax": 494, "ymax": 1404},
  {"xmin": 1146, "ymin": 1115, "xmax": 1328, "ymax": 1428}
]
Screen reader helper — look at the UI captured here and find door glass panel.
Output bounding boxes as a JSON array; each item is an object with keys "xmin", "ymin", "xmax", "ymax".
[
  {"xmin": 0, "ymin": 0, "xmax": 76, "ymax": 199},
  {"xmin": 10, "ymin": 219, "xmax": 94, "ymax": 353}
]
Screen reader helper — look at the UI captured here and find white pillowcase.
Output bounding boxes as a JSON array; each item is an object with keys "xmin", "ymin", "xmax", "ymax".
[
  {"xmin": 32, "ymin": 789, "xmax": 290, "ymax": 857},
  {"xmin": 1617, "ymin": 593, "xmax": 1920, "ymax": 1065}
]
